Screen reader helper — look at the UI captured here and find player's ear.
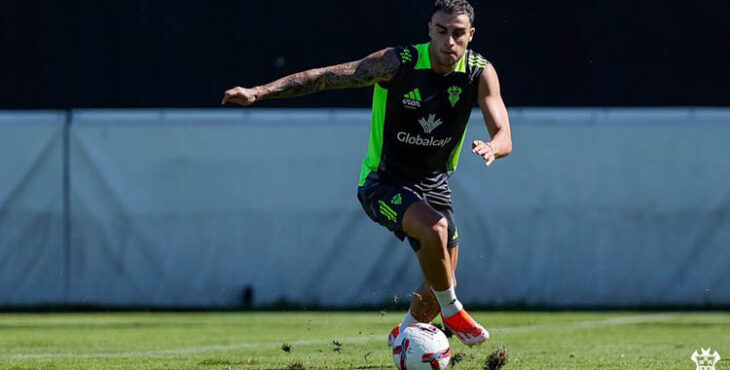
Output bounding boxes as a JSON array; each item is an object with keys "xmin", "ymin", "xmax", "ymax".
[
  {"xmin": 469, "ymin": 27, "xmax": 475, "ymax": 42},
  {"xmin": 428, "ymin": 21, "xmax": 433, "ymax": 38}
]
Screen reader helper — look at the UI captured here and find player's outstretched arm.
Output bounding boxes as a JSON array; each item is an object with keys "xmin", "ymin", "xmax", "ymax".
[
  {"xmin": 473, "ymin": 63, "xmax": 513, "ymax": 167},
  {"xmin": 221, "ymin": 48, "xmax": 400, "ymax": 106}
]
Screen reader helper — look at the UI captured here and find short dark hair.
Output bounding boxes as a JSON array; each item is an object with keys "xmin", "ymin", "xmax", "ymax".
[{"xmin": 432, "ymin": 0, "xmax": 475, "ymax": 25}]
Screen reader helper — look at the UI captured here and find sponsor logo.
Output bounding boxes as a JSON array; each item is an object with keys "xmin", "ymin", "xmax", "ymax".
[
  {"xmin": 402, "ymin": 88, "xmax": 422, "ymax": 109},
  {"xmin": 448, "ymin": 86, "xmax": 462, "ymax": 107},
  {"xmin": 397, "ymin": 114, "xmax": 451, "ymax": 148},
  {"xmin": 397, "ymin": 132, "xmax": 452, "ymax": 147},
  {"xmin": 418, "ymin": 114, "xmax": 442, "ymax": 134},
  {"xmin": 691, "ymin": 348, "xmax": 721, "ymax": 370}
]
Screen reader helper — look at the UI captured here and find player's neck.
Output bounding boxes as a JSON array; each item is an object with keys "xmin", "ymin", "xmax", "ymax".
[{"xmin": 428, "ymin": 44, "xmax": 458, "ymax": 74}]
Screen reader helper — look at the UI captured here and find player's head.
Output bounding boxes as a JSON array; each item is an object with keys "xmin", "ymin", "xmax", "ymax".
[{"xmin": 428, "ymin": 0, "xmax": 475, "ymax": 67}]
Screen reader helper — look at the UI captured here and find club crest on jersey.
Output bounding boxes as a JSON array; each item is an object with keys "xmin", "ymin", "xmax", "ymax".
[
  {"xmin": 402, "ymin": 88, "xmax": 422, "ymax": 109},
  {"xmin": 448, "ymin": 86, "xmax": 462, "ymax": 107},
  {"xmin": 418, "ymin": 114, "xmax": 443, "ymax": 134}
]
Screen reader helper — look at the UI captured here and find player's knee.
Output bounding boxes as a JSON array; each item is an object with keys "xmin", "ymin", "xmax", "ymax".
[
  {"xmin": 421, "ymin": 217, "xmax": 448, "ymax": 245},
  {"xmin": 432, "ymin": 217, "xmax": 449, "ymax": 238}
]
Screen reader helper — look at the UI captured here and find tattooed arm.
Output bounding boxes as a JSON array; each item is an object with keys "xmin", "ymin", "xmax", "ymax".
[{"xmin": 221, "ymin": 48, "xmax": 400, "ymax": 106}]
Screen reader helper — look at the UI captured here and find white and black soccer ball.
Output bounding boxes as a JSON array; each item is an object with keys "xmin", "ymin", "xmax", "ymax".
[{"xmin": 392, "ymin": 323, "xmax": 451, "ymax": 370}]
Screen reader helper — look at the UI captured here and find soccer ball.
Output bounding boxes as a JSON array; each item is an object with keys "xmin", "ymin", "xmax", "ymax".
[{"xmin": 392, "ymin": 323, "xmax": 451, "ymax": 370}]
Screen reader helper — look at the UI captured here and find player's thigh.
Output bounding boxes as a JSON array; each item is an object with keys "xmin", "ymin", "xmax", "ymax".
[
  {"xmin": 402, "ymin": 201, "xmax": 449, "ymax": 241},
  {"xmin": 433, "ymin": 206, "xmax": 459, "ymax": 247}
]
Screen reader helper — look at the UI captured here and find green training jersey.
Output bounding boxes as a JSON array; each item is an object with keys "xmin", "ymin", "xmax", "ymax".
[{"xmin": 359, "ymin": 42, "xmax": 489, "ymax": 207}]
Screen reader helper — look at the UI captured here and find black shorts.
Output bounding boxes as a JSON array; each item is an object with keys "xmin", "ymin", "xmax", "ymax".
[{"xmin": 357, "ymin": 178, "xmax": 459, "ymax": 252}]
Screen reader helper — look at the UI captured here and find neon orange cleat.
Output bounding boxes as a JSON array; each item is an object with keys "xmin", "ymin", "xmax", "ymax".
[
  {"xmin": 441, "ymin": 309, "xmax": 490, "ymax": 347},
  {"xmin": 388, "ymin": 325, "xmax": 400, "ymax": 347}
]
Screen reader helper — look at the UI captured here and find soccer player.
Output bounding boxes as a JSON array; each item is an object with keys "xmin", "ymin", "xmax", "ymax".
[{"xmin": 222, "ymin": 0, "xmax": 512, "ymax": 347}]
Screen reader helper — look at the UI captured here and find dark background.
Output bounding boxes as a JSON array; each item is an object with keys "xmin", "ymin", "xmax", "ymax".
[{"xmin": 2, "ymin": 0, "xmax": 728, "ymax": 109}]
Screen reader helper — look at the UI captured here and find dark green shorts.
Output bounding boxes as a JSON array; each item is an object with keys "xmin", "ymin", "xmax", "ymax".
[{"xmin": 357, "ymin": 177, "xmax": 459, "ymax": 251}]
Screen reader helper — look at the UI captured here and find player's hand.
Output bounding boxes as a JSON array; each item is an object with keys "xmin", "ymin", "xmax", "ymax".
[
  {"xmin": 221, "ymin": 87, "xmax": 257, "ymax": 106},
  {"xmin": 472, "ymin": 140, "xmax": 496, "ymax": 168}
]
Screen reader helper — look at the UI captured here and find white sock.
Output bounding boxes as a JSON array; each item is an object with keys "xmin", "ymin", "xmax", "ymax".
[
  {"xmin": 399, "ymin": 310, "xmax": 421, "ymax": 332},
  {"xmin": 432, "ymin": 286, "xmax": 463, "ymax": 318}
]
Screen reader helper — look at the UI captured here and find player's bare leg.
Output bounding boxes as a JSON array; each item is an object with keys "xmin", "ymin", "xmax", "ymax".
[
  {"xmin": 389, "ymin": 200, "xmax": 452, "ymax": 346},
  {"xmin": 410, "ymin": 246, "xmax": 459, "ymax": 323},
  {"xmin": 388, "ymin": 247, "xmax": 456, "ymax": 346},
  {"xmin": 400, "ymin": 201, "xmax": 489, "ymax": 347},
  {"xmin": 403, "ymin": 201, "xmax": 453, "ymax": 291}
]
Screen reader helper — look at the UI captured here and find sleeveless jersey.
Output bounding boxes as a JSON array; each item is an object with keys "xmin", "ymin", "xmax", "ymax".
[{"xmin": 359, "ymin": 42, "xmax": 489, "ymax": 207}]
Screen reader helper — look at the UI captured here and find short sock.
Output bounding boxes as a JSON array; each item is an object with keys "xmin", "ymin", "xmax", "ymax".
[
  {"xmin": 432, "ymin": 286, "xmax": 463, "ymax": 318},
  {"xmin": 399, "ymin": 310, "xmax": 421, "ymax": 332}
]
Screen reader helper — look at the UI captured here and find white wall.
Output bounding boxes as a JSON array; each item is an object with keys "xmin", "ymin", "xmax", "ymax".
[{"xmin": 0, "ymin": 108, "xmax": 728, "ymax": 307}]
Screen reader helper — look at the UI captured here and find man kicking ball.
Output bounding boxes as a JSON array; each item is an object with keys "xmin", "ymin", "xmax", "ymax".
[{"xmin": 222, "ymin": 0, "xmax": 512, "ymax": 347}]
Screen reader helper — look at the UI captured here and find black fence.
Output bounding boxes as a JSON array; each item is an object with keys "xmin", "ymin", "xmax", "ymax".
[{"xmin": 2, "ymin": 0, "xmax": 729, "ymax": 108}]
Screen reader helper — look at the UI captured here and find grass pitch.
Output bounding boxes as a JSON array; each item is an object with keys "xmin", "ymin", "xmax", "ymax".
[{"xmin": 1, "ymin": 311, "xmax": 728, "ymax": 369}]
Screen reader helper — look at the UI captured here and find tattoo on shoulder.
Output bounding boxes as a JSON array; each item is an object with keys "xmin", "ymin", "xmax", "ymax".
[
  {"xmin": 349, "ymin": 48, "xmax": 400, "ymax": 86},
  {"xmin": 257, "ymin": 48, "xmax": 401, "ymax": 100}
]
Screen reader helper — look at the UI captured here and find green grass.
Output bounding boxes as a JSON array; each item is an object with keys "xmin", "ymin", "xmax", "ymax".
[{"xmin": 0, "ymin": 311, "xmax": 728, "ymax": 369}]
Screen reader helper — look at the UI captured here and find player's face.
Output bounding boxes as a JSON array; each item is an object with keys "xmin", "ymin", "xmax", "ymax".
[{"xmin": 428, "ymin": 11, "xmax": 475, "ymax": 67}]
